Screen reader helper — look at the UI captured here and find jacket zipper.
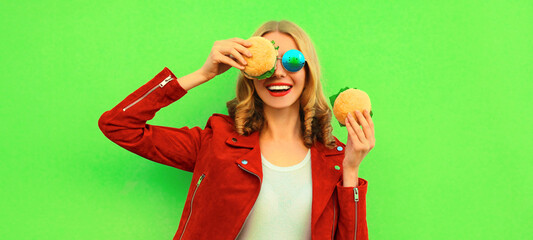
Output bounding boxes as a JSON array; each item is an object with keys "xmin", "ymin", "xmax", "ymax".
[
  {"xmin": 122, "ymin": 75, "xmax": 174, "ymax": 111},
  {"xmin": 179, "ymin": 173, "xmax": 205, "ymax": 240},
  {"xmin": 354, "ymin": 187, "xmax": 359, "ymax": 240},
  {"xmin": 331, "ymin": 193, "xmax": 336, "ymax": 240},
  {"xmin": 234, "ymin": 164, "xmax": 262, "ymax": 240}
]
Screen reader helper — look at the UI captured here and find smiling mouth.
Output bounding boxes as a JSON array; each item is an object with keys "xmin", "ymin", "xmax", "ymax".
[
  {"xmin": 266, "ymin": 86, "xmax": 293, "ymax": 92},
  {"xmin": 266, "ymin": 85, "xmax": 293, "ymax": 97}
]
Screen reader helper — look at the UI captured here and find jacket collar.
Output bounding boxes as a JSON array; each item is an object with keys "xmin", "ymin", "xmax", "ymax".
[{"xmin": 224, "ymin": 125, "xmax": 346, "ymax": 232}]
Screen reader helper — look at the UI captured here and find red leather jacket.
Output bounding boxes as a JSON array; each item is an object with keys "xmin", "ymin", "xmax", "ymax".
[{"xmin": 98, "ymin": 67, "xmax": 369, "ymax": 240}]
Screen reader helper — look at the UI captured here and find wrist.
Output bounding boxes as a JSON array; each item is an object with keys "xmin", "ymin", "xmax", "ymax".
[
  {"xmin": 343, "ymin": 163, "xmax": 359, "ymax": 172},
  {"xmin": 342, "ymin": 168, "xmax": 359, "ymax": 187},
  {"xmin": 194, "ymin": 69, "xmax": 211, "ymax": 83}
]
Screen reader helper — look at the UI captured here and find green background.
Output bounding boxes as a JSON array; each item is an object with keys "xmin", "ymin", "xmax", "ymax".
[{"xmin": 1, "ymin": 0, "xmax": 531, "ymax": 239}]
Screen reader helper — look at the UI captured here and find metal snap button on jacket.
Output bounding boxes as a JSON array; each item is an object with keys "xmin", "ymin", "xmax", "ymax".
[
  {"xmin": 336, "ymin": 146, "xmax": 343, "ymax": 151},
  {"xmin": 241, "ymin": 160, "xmax": 248, "ymax": 165},
  {"xmin": 232, "ymin": 138, "xmax": 237, "ymax": 142}
]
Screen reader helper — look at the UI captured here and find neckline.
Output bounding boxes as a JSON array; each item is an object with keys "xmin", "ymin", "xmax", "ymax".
[{"xmin": 261, "ymin": 149, "xmax": 311, "ymax": 172}]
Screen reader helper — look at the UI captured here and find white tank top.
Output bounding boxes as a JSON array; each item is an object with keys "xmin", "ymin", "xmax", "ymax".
[{"xmin": 236, "ymin": 149, "xmax": 313, "ymax": 239}]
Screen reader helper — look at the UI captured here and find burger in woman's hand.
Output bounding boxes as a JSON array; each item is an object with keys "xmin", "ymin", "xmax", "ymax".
[
  {"xmin": 330, "ymin": 87, "xmax": 373, "ymax": 127},
  {"xmin": 242, "ymin": 36, "xmax": 279, "ymax": 80}
]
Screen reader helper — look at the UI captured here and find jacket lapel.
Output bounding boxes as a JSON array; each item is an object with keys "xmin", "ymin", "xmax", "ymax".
[
  {"xmin": 225, "ymin": 131, "xmax": 263, "ymax": 181},
  {"xmin": 310, "ymin": 140, "xmax": 345, "ymax": 230}
]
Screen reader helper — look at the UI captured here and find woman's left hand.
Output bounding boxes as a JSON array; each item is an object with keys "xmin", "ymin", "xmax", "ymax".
[{"xmin": 343, "ymin": 109, "xmax": 375, "ymax": 169}]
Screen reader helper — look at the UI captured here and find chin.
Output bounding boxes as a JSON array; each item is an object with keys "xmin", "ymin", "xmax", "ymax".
[
  {"xmin": 255, "ymin": 83, "xmax": 304, "ymax": 110},
  {"xmin": 260, "ymin": 94, "xmax": 301, "ymax": 110}
]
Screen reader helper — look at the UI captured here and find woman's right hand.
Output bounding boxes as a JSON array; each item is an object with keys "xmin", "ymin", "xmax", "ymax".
[{"xmin": 197, "ymin": 37, "xmax": 253, "ymax": 82}]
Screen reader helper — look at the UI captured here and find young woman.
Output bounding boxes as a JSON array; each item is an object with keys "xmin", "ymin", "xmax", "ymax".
[{"xmin": 99, "ymin": 20, "xmax": 375, "ymax": 240}]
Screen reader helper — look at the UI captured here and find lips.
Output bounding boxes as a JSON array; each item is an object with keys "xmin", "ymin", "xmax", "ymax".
[
  {"xmin": 267, "ymin": 87, "xmax": 292, "ymax": 97},
  {"xmin": 265, "ymin": 82, "xmax": 293, "ymax": 97}
]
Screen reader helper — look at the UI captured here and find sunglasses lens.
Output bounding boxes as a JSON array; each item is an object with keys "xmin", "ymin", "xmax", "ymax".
[{"xmin": 282, "ymin": 49, "xmax": 306, "ymax": 72}]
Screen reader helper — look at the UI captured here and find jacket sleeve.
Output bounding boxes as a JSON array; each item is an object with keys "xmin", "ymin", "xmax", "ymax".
[
  {"xmin": 98, "ymin": 67, "xmax": 208, "ymax": 172},
  {"xmin": 335, "ymin": 177, "xmax": 369, "ymax": 240}
]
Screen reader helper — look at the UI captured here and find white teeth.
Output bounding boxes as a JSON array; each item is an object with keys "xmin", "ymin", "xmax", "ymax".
[{"xmin": 267, "ymin": 85, "xmax": 291, "ymax": 91}]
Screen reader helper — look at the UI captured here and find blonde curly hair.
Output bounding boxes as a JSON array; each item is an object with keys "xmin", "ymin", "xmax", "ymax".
[{"xmin": 226, "ymin": 20, "xmax": 336, "ymax": 149}]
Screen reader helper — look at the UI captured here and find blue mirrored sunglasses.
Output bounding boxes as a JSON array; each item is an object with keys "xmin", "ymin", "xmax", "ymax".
[{"xmin": 276, "ymin": 49, "xmax": 306, "ymax": 72}]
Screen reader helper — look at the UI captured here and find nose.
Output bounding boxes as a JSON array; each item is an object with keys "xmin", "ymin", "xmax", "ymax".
[{"xmin": 271, "ymin": 57, "xmax": 287, "ymax": 78}]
